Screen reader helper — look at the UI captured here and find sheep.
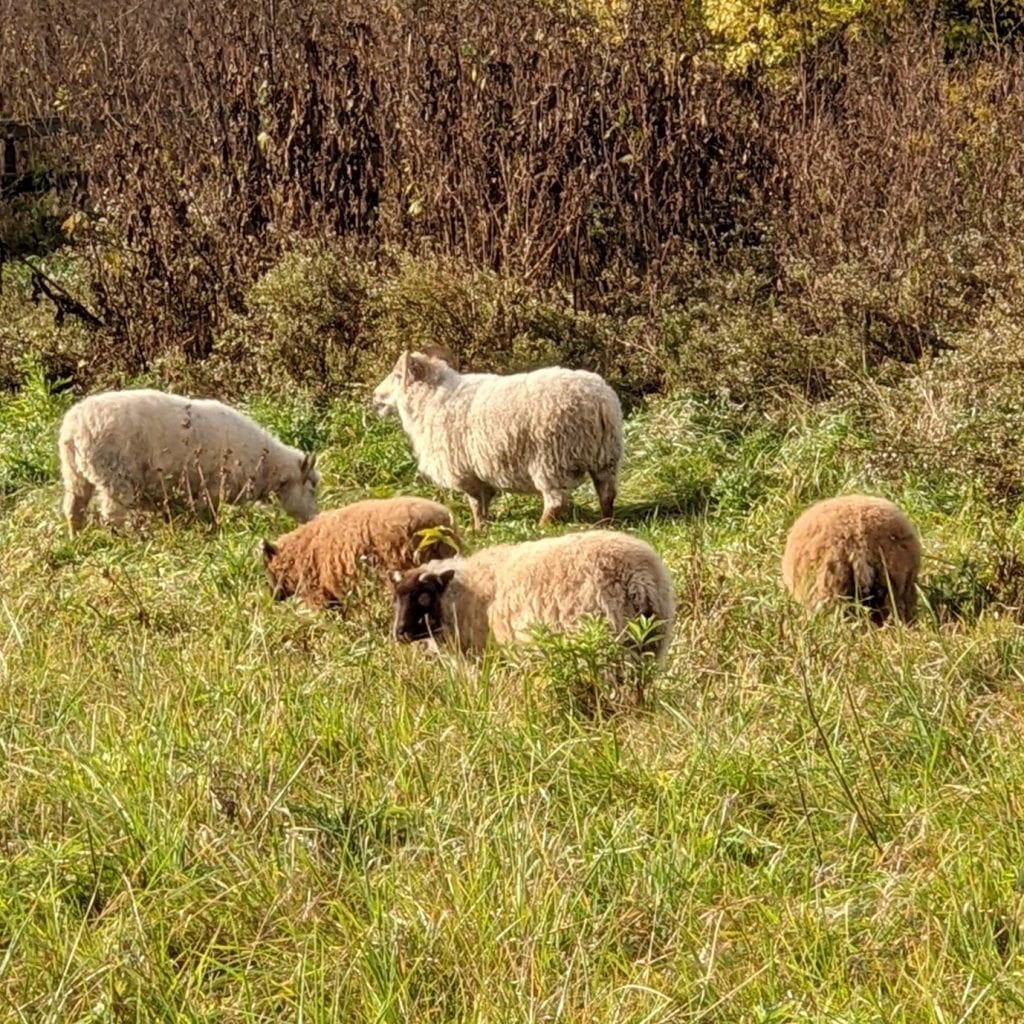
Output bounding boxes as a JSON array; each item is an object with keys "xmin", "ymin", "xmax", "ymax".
[
  {"xmin": 262, "ymin": 496, "xmax": 460, "ymax": 610},
  {"xmin": 59, "ymin": 388, "xmax": 320, "ymax": 534},
  {"xmin": 372, "ymin": 350, "xmax": 623, "ymax": 529},
  {"xmin": 389, "ymin": 530, "xmax": 675, "ymax": 667},
  {"xmin": 781, "ymin": 495, "xmax": 922, "ymax": 623}
]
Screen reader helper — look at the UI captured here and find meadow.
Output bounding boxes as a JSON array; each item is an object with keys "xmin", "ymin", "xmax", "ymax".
[
  {"xmin": 6, "ymin": 1, "xmax": 1024, "ymax": 1018},
  {"xmin": 5, "ymin": 335, "xmax": 1024, "ymax": 1021}
]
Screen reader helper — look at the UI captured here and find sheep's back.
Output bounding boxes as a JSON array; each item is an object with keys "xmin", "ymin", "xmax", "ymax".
[
  {"xmin": 66, "ymin": 391, "xmax": 283, "ymax": 485},
  {"xmin": 782, "ymin": 495, "xmax": 921, "ymax": 603},
  {"xmin": 488, "ymin": 531, "xmax": 674, "ymax": 649},
  {"xmin": 349, "ymin": 496, "xmax": 458, "ymax": 569},
  {"xmin": 449, "ymin": 371, "xmax": 622, "ymax": 489},
  {"xmin": 275, "ymin": 497, "xmax": 457, "ymax": 595}
]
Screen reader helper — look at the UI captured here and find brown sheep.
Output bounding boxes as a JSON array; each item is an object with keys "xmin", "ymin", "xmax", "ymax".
[
  {"xmin": 263, "ymin": 496, "xmax": 459, "ymax": 610},
  {"xmin": 782, "ymin": 495, "xmax": 922, "ymax": 624}
]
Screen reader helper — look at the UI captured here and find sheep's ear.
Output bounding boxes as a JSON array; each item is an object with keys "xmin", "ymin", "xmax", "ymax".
[
  {"xmin": 389, "ymin": 569, "xmax": 404, "ymax": 589},
  {"xmin": 404, "ymin": 352, "xmax": 428, "ymax": 385},
  {"xmin": 422, "ymin": 344, "xmax": 458, "ymax": 370},
  {"xmin": 436, "ymin": 568, "xmax": 456, "ymax": 589},
  {"xmin": 262, "ymin": 539, "xmax": 278, "ymax": 563},
  {"xmin": 300, "ymin": 451, "xmax": 317, "ymax": 480}
]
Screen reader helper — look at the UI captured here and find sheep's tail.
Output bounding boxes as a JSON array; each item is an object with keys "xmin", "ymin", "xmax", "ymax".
[
  {"xmin": 821, "ymin": 555, "xmax": 888, "ymax": 621},
  {"xmin": 598, "ymin": 393, "xmax": 624, "ymax": 467},
  {"xmin": 58, "ymin": 416, "xmax": 86, "ymax": 485}
]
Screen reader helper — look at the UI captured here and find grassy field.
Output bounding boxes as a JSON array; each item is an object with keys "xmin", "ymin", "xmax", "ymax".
[{"xmin": 4, "ymin": 361, "xmax": 1024, "ymax": 1022}]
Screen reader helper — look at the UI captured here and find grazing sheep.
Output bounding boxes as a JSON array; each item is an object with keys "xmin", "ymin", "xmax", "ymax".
[
  {"xmin": 263, "ymin": 496, "xmax": 460, "ymax": 610},
  {"xmin": 59, "ymin": 389, "xmax": 320, "ymax": 534},
  {"xmin": 782, "ymin": 495, "xmax": 921, "ymax": 623},
  {"xmin": 372, "ymin": 350, "xmax": 623, "ymax": 528},
  {"xmin": 390, "ymin": 530, "xmax": 675, "ymax": 664}
]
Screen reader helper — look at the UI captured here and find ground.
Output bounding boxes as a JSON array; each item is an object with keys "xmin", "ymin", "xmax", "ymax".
[{"xmin": 2, "ymin": 375, "xmax": 1024, "ymax": 1022}]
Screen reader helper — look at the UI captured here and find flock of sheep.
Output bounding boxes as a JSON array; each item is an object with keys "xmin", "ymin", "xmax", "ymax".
[{"xmin": 56, "ymin": 348, "xmax": 923, "ymax": 680}]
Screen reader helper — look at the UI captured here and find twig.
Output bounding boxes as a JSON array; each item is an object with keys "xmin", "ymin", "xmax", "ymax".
[
  {"xmin": 0, "ymin": 238, "xmax": 104, "ymax": 327},
  {"xmin": 799, "ymin": 651, "xmax": 884, "ymax": 855}
]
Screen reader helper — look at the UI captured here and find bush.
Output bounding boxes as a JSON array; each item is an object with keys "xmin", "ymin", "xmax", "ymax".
[
  {"xmin": 0, "ymin": 357, "xmax": 72, "ymax": 502},
  {"xmin": 5, "ymin": 4, "xmax": 1024, "ymax": 418}
]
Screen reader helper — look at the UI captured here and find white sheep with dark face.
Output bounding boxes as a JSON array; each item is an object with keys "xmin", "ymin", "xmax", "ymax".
[
  {"xmin": 389, "ymin": 530, "xmax": 675, "ymax": 666},
  {"xmin": 59, "ymin": 389, "xmax": 320, "ymax": 534},
  {"xmin": 782, "ymin": 495, "xmax": 922, "ymax": 623},
  {"xmin": 372, "ymin": 351, "xmax": 623, "ymax": 529}
]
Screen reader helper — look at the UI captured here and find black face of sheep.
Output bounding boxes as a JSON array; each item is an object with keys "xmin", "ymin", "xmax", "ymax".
[
  {"xmin": 390, "ymin": 567, "xmax": 455, "ymax": 643},
  {"xmin": 262, "ymin": 540, "xmax": 292, "ymax": 601}
]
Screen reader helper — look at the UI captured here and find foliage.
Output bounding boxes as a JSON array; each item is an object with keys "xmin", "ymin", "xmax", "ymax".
[
  {"xmin": 6, "ymin": 2, "xmax": 1024, "ymax": 1014},
  {"xmin": 0, "ymin": 356, "xmax": 72, "ymax": 503},
  {"xmin": 940, "ymin": 0, "xmax": 1024, "ymax": 50},
  {"xmin": 414, "ymin": 524, "xmax": 462, "ymax": 557},
  {"xmin": 5, "ymin": 383, "xmax": 1024, "ymax": 1018},
  {"xmin": 3, "ymin": 6, "xmax": 1024, "ymax": 399},
  {"xmin": 704, "ymin": 0, "xmax": 901, "ymax": 71}
]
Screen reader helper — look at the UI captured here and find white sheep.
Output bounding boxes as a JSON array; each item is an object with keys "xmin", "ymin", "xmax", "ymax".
[
  {"xmin": 389, "ymin": 529, "xmax": 675, "ymax": 665},
  {"xmin": 372, "ymin": 351, "xmax": 623, "ymax": 528},
  {"xmin": 263, "ymin": 496, "xmax": 460, "ymax": 610},
  {"xmin": 782, "ymin": 494, "xmax": 922, "ymax": 623},
  {"xmin": 59, "ymin": 388, "xmax": 320, "ymax": 534}
]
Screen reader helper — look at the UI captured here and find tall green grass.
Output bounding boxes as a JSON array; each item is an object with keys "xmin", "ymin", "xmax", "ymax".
[{"xmin": 3, "ymin": 380, "xmax": 1024, "ymax": 1022}]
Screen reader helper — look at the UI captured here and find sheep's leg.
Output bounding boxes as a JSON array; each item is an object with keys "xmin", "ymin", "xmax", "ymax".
[
  {"xmin": 466, "ymin": 488, "xmax": 492, "ymax": 531},
  {"xmin": 96, "ymin": 487, "xmax": 133, "ymax": 531},
  {"xmin": 63, "ymin": 477, "xmax": 95, "ymax": 536},
  {"xmin": 590, "ymin": 470, "xmax": 617, "ymax": 521},
  {"xmin": 60, "ymin": 438, "xmax": 95, "ymax": 536},
  {"xmin": 539, "ymin": 489, "xmax": 569, "ymax": 526},
  {"xmin": 895, "ymin": 576, "xmax": 917, "ymax": 624}
]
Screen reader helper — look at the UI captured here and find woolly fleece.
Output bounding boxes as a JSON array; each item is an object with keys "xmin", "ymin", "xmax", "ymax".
[
  {"xmin": 372, "ymin": 352, "xmax": 623, "ymax": 528},
  {"xmin": 264, "ymin": 496, "xmax": 458, "ymax": 610},
  {"xmin": 782, "ymin": 494, "xmax": 922, "ymax": 623},
  {"xmin": 392, "ymin": 529, "xmax": 675, "ymax": 660},
  {"xmin": 59, "ymin": 389, "xmax": 319, "ymax": 533}
]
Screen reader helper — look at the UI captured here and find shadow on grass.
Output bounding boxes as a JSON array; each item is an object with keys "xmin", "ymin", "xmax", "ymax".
[
  {"xmin": 919, "ymin": 550, "xmax": 1024, "ymax": 625},
  {"xmin": 613, "ymin": 489, "xmax": 715, "ymax": 523},
  {"xmin": 481, "ymin": 485, "xmax": 715, "ymax": 531}
]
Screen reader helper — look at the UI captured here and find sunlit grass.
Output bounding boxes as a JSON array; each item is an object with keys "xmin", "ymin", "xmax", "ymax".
[{"xmin": 3, "ymin": 379, "xmax": 1024, "ymax": 1021}]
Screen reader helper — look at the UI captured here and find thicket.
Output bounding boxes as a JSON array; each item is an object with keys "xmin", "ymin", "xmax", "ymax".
[{"xmin": 2, "ymin": 0, "xmax": 1024, "ymax": 405}]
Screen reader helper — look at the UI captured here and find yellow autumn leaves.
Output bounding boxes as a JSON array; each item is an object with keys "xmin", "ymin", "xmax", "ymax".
[{"xmin": 551, "ymin": 0, "xmax": 908, "ymax": 69}]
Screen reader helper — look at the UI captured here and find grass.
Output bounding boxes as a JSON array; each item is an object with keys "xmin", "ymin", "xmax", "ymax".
[{"xmin": 5, "ymin": 369, "xmax": 1024, "ymax": 1022}]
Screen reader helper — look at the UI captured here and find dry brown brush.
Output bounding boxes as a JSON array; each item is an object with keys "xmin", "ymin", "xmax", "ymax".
[{"xmin": 2, "ymin": 2, "xmax": 1024, "ymax": 398}]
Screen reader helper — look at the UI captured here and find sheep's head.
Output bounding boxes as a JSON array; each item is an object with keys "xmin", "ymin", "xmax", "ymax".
[
  {"xmin": 419, "ymin": 344, "xmax": 459, "ymax": 370},
  {"xmin": 372, "ymin": 351, "xmax": 449, "ymax": 417},
  {"xmin": 389, "ymin": 564, "xmax": 456, "ymax": 643},
  {"xmin": 262, "ymin": 539, "xmax": 293, "ymax": 601},
  {"xmin": 278, "ymin": 452, "xmax": 320, "ymax": 522}
]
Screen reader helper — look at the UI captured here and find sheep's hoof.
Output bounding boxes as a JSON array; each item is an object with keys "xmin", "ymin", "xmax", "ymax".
[{"xmin": 539, "ymin": 508, "xmax": 566, "ymax": 526}]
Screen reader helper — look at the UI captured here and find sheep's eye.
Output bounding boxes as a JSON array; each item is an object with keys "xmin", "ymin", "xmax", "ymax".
[{"xmin": 417, "ymin": 592, "xmax": 433, "ymax": 608}]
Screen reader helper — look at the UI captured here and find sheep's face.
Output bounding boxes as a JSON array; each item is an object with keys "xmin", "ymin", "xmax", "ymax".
[
  {"xmin": 372, "ymin": 367, "xmax": 402, "ymax": 418},
  {"xmin": 390, "ymin": 566, "xmax": 455, "ymax": 643},
  {"xmin": 278, "ymin": 453, "xmax": 320, "ymax": 522},
  {"xmin": 372, "ymin": 351, "xmax": 446, "ymax": 417},
  {"xmin": 262, "ymin": 540, "xmax": 293, "ymax": 601}
]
